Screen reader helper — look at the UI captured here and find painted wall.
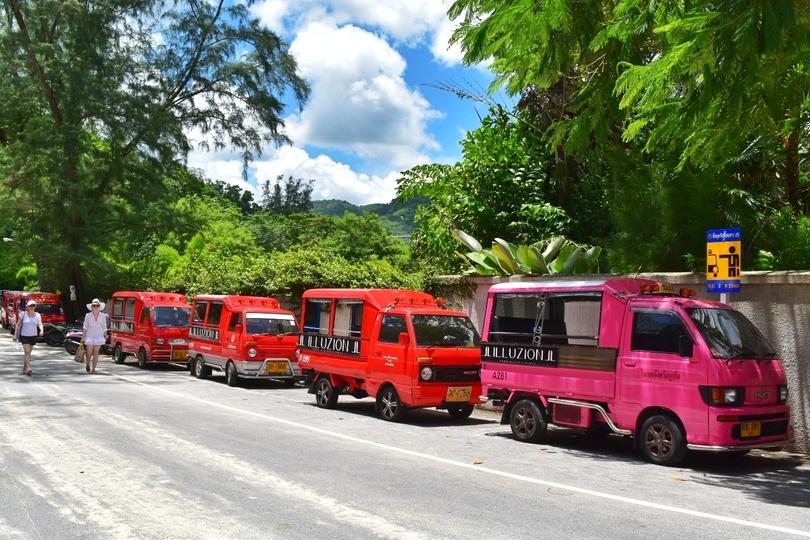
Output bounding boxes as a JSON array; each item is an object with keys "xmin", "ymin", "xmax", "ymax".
[{"xmin": 440, "ymin": 271, "xmax": 810, "ymax": 452}]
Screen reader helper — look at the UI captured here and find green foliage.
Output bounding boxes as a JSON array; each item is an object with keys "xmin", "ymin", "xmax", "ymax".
[
  {"xmin": 453, "ymin": 230, "xmax": 601, "ymax": 276},
  {"xmin": 14, "ymin": 264, "xmax": 38, "ymax": 290},
  {"xmin": 260, "ymin": 176, "xmax": 314, "ymax": 214},
  {"xmin": 398, "ymin": 108, "xmax": 571, "ymax": 272},
  {"xmin": 0, "ymin": 0, "xmax": 308, "ymax": 305}
]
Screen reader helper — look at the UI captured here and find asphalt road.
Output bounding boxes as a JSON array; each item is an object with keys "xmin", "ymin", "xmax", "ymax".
[{"xmin": 1, "ymin": 335, "xmax": 809, "ymax": 540}]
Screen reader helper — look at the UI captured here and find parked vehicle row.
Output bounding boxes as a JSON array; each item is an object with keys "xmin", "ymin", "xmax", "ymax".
[
  {"xmin": 27, "ymin": 278, "xmax": 791, "ymax": 467},
  {"xmin": 1, "ymin": 290, "xmax": 67, "ymax": 345}
]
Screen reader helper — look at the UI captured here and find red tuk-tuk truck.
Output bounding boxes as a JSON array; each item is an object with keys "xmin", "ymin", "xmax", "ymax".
[
  {"xmin": 110, "ymin": 291, "xmax": 191, "ymax": 368},
  {"xmin": 6, "ymin": 292, "xmax": 66, "ymax": 340},
  {"xmin": 188, "ymin": 295, "xmax": 300, "ymax": 387},
  {"xmin": 298, "ymin": 289, "xmax": 483, "ymax": 422}
]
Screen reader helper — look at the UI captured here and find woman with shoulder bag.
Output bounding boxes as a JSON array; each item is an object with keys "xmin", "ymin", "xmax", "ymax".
[
  {"xmin": 83, "ymin": 298, "xmax": 108, "ymax": 374},
  {"xmin": 14, "ymin": 300, "xmax": 43, "ymax": 376}
]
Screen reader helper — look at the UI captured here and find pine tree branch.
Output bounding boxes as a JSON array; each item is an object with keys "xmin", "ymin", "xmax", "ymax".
[{"xmin": 7, "ymin": 0, "xmax": 64, "ymax": 128}]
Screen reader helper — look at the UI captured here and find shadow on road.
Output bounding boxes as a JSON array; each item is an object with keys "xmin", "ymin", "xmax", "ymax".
[
  {"xmin": 484, "ymin": 426, "xmax": 810, "ymax": 507},
  {"xmin": 302, "ymin": 400, "xmax": 497, "ymax": 427}
]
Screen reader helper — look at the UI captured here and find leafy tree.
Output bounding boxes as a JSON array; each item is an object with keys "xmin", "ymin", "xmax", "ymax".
[
  {"xmin": 322, "ymin": 213, "xmax": 406, "ymax": 262},
  {"xmin": 260, "ymin": 175, "xmax": 314, "ymax": 214},
  {"xmin": 398, "ymin": 107, "xmax": 572, "ymax": 272},
  {"xmin": 0, "ymin": 0, "xmax": 308, "ymax": 308},
  {"xmin": 208, "ymin": 180, "xmax": 259, "ymax": 215},
  {"xmin": 249, "ymin": 211, "xmax": 336, "ymax": 252}
]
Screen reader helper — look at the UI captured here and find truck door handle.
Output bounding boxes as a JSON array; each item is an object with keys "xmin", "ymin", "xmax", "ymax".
[{"xmin": 624, "ymin": 361, "xmax": 637, "ymax": 367}]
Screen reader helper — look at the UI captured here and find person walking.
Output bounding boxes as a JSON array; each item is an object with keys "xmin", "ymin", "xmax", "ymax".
[
  {"xmin": 83, "ymin": 298, "xmax": 108, "ymax": 374},
  {"xmin": 14, "ymin": 300, "xmax": 43, "ymax": 376}
]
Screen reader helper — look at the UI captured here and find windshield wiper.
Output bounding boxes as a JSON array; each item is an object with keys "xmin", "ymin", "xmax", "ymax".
[{"xmin": 727, "ymin": 348, "xmax": 759, "ymax": 360}]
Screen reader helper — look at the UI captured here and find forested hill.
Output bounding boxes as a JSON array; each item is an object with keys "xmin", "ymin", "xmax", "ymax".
[{"xmin": 312, "ymin": 197, "xmax": 426, "ymax": 238}]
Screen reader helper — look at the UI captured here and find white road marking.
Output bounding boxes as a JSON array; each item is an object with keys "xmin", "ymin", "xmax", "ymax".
[{"xmin": 103, "ymin": 369, "xmax": 810, "ymax": 539}]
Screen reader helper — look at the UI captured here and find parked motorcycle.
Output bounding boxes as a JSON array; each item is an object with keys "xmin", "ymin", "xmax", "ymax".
[
  {"xmin": 43, "ymin": 323, "xmax": 68, "ymax": 347},
  {"xmin": 64, "ymin": 327, "xmax": 113, "ymax": 356}
]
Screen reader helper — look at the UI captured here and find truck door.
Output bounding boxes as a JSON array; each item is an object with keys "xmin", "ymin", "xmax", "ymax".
[
  {"xmin": 617, "ymin": 305, "xmax": 708, "ymax": 438},
  {"xmin": 369, "ymin": 314, "xmax": 410, "ymax": 400}
]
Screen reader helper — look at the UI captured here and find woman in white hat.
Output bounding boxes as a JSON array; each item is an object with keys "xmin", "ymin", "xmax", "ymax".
[
  {"xmin": 14, "ymin": 299, "xmax": 43, "ymax": 376},
  {"xmin": 83, "ymin": 298, "xmax": 108, "ymax": 374}
]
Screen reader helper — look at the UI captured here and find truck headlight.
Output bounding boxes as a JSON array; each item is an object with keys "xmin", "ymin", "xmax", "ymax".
[
  {"xmin": 419, "ymin": 366, "xmax": 433, "ymax": 381},
  {"xmin": 155, "ymin": 338, "xmax": 165, "ymax": 345},
  {"xmin": 247, "ymin": 348, "xmax": 257, "ymax": 358},
  {"xmin": 169, "ymin": 339, "xmax": 187, "ymax": 346}
]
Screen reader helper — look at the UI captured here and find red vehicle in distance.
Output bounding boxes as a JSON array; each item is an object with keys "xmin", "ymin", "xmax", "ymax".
[
  {"xmin": 110, "ymin": 291, "xmax": 191, "ymax": 368},
  {"xmin": 5, "ymin": 291, "xmax": 66, "ymax": 335},
  {"xmin": 188, "ymin": 295, "xmax": 300, "ymax": 387},
  {"xmin": 298, "ymin": 289, "xmax": 483, "ymax": 422}
]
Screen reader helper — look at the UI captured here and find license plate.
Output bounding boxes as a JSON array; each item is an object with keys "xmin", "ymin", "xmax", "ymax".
[
  {"xmin": 171, "ymin": 349, "xmax": 188, "ymax": 361},
  {"xmin": 446, "ymin": 386, "xmax": 471, "ymax": 402},
  {"xmin": 740, "ymin": 421, "xmax": 761, "ymax": 438},
  {"xmin": 266, "ymin": 361, "xmax": 290, "ymax": 375}
]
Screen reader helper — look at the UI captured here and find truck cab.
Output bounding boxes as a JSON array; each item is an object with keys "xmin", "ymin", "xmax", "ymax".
[
  {"xmin": 298, "ymin": 289, "xmax": 483, "ymax": 422},
  {"xmin": 188, "ymin": 295, "xmax": 300, "ymax": 387},
  {"xmin": 482, "ymin": 278, "xmax": 791, "ymax": 466},
  {"xmin": 110, "ymin": 291, "xmax": 191, "ymax": 368}
]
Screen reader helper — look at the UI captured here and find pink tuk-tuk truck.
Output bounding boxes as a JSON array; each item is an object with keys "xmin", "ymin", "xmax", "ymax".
[{"xmin": 481, "ymin": 278, "xmax": 791, "ymax": 466}]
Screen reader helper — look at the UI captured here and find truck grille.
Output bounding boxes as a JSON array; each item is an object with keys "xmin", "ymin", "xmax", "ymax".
[{"xmin": 432, "ymin": 366, "xmax": 480, "ymax": 382}]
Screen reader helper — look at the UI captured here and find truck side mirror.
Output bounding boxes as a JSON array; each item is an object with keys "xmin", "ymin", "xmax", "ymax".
[
  {"xmin": 234, "ymin": 324, "xmax": 243, "ymax": 335},
  {"xmin": 678, "ymin": 335, "xmax": 694, "ymax": 358},
  {"xmin": 398, "ymin": 332, "xmax": 410, "ymax": 347}
]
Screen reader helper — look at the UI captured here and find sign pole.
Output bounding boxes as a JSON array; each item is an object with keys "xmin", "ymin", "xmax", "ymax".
[{"xmin": 720, "ymin": 292, "xmax": 729, "ymax": 304}]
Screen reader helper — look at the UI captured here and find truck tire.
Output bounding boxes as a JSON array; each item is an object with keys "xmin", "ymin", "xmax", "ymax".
[
  {"xmin": 226, "ymin": 361, "xmax": 240, "ymax": 387},
  {"xmin": 447, "ymin": 405, "xmax": 474, "ymax": 419},
  {"xmin": 314, "ymin": 376, "xmax": 339, "ymax": 409},
  {"xmin": 113, "ymin": 344, "xmax": 126, "ymax": 365},
  {"xmin": 194, "ymin": 355, "xmax": 210, "ymax": 380},
  {"xmin": 639, "ymin": 414, "xmax": 687, "ymax": 466},
  {"xmin": 509, "ymin": 399, "xmax": 547, "ymax": 443},
  {"xmin": 137, "ymin": 348, "xmax": 148, "ymax": 369},
  {"xmin": 376, "ymin": 385, "xmax": 406, "ymax": 422}
]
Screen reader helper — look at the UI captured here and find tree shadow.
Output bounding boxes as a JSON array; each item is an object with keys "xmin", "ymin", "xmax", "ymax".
[{"xmin": 302, "ymin": 400, "xmax": 497, "ymax": 427}]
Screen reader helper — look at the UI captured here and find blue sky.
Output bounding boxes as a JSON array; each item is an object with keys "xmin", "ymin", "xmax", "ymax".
[{"xmin": 186, "ymin": 0, "xmax": 505, "ymax": 205}]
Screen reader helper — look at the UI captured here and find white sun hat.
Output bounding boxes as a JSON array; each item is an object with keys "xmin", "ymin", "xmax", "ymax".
[{"xmin": 86, "ymin": 298, "xmax": 106, "ymax": 311}]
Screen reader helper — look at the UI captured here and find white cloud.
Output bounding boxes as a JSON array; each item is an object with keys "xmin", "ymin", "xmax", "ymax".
[
  {"xmin": 252, "ymin": 0, "xmax": 465, "ymax": 66},
  {"xmin": 253, "ymin": 146, "xmax": 398, "ymax": 205},
  {"xmin": 286, "ymin": 21, "xmax": 440, "ymax": 168}
]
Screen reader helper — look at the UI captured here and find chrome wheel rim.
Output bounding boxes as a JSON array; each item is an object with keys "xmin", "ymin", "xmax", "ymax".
[
  {"xmin": 645, "ymin": 423, "xmax": 674, "ymax": 459},
  {"xmin": 380, "ymin": 391, "xmax": 398, "ymax": 418},
  {"xmin": 513, "ymin": 406, "xmax": 536, "ymax": 438},
  {"xmin": 316, "ymin": 380, "xmax": 331, "ymax": 406},
  {"xmin": 195, "ymin": 359, "xmax": 203, "ymax": 377}
]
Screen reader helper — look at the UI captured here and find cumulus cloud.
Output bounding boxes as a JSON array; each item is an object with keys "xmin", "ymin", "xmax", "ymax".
[
  {"xmin": 253, "ymin": 146, "xmax": 399, "ymax": 205},
  {"xmin": 286, "ymin": 21, "xmax": 441, "ymax": 168}
]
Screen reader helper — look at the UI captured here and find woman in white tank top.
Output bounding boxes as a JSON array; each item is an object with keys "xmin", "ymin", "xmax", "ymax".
[{"xmin": 14, "ymin": 300, "xmax": 43, "ymax": 376}]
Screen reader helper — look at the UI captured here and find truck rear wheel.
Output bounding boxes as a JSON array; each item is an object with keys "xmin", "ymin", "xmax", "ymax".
[
  {"xmin": 113, "ymin": 344, "xmax": 125, "ymax": 365},
  {"xmin": 447, "ymin": 405, "xmax": 474, "ymax": 419},
  {"xmin": 314, "ymin": 376, "xmax": 339, "ymax": 409},
  {"xmin": 194, "ymin": 356, "xmax": 210, "ymax": 380},
  {"xmin": 509, "ymin": 399, "xmax": 547, "ymax": 443},
  {"xmin": 377, "ymin": 385, "xmax": 406, "ymax": 422},
  {"xmin": 639, "ymin": 414, "xmax": 687, "ymax": 466}
]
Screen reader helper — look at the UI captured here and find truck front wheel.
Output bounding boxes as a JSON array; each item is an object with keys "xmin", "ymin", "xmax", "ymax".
[
  {"xmin": 509, "ymin": 399, "xmax": 547, "ymax": 443},
  {"xmin": 376, "ymin": 385, "xmax": 406, "ymax": 422},
  {"xmin": 639, "ymin": 414, "xmax": 687, "ymax": 466}
]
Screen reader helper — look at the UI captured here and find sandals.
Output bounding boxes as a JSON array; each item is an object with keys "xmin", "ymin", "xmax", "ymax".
[
  {"xmin": 25, "ymin": 369, "xmax": 32, "ymax": 376},
  {"xmin": 86, "ymin": 364, "xmax": 91, "ymax": 373}
]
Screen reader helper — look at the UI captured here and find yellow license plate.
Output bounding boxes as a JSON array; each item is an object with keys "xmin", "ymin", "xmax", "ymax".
[
  {"xmin": 740, "ymin": 421, "xmax": 761, "ymax": 438},
  {"xmin": 172, "ymin": 349, "xmax": 188, "ymax": 361},
  {"xmin": 446, "ymin": 386, "xmax": 471, "ymax": 402},
  {"xmin": 266, "ymin": 361, "xmax": 290, "ymax": 375}
]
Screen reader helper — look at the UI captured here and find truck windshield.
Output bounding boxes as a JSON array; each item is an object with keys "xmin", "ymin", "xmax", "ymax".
[
  {"xmin": 411, "ymin": 315, "xmax": 480, "ymax": 347},
  {"xmin": 687, "ymin": 308, "xmax": 775, "ymax": 360},
  {"xmin": 153, "ymin": 307, "xmax": 191, "ymax": 327},
  {"xmin": 36, "ymin": 304, "xmax": 63, "ymax": 316},
  {"xmin": 246, "ymin": 313, "xmax": 297, "ymax": 335}
]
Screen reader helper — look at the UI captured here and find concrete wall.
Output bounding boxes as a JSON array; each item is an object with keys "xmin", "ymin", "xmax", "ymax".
[{"xmin": 439, "ymin": 271, "xmax": 810, "ymax": 452}]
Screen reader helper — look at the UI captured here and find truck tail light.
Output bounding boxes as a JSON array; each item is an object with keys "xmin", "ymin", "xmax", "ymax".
[
  {"xmin": 779, "ymin": 385, "xmax": 788, "ymax": 404},
  {"xmin": 699, "ymin": 386, "xmax": 745, "ymax": 406}
]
